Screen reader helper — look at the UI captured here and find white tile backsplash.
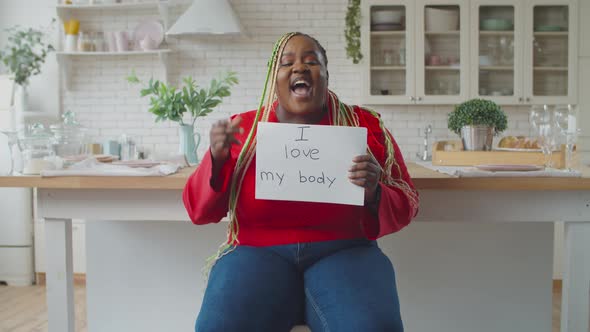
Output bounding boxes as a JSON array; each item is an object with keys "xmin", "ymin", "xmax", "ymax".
[{"xmin": 59, "ymin": 0, "xmax": 533, "ymax": 161}]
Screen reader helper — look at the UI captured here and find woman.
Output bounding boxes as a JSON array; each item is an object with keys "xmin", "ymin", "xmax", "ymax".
[{"xmin": 183, "ymin": 32, "xmax": 419, "ymax": 332}]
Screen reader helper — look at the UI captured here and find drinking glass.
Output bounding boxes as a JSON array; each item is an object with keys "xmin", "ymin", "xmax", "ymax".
[
  {"xmin": 529, "ymin": 105, "xmax": 543, "ymax": 136},
  {"xmin": 0, "ymin": 131, "xmax": 22, "ymax": 175},
  {"xmin": 554, "ymin": 104, "xmax": 579, "ymax": 170},
  {"xmin": 532, "ymin": 105, "xmax": 554, "ymax": 169}
]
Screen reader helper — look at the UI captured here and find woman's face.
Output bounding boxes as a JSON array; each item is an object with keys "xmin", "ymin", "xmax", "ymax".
[{"xmin": 275, "ymin": 35, "xmax": 328, "ymax": 121}]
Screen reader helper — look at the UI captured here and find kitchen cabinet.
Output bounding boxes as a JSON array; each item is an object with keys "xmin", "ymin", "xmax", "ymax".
[
  {"xmin": 361, "ymin": 0, "xmax": 578, "ymax": 105},
  {"xmin": 361, "ymin": 0, "xmax": 470, "ymax": 105},
  {"xmin": 471, "ymin": 0, "xmax": 578, "ymax": 105},
  {"xmin": 55, "ymin": 1, "xmax": 173, "ymax": 89}
]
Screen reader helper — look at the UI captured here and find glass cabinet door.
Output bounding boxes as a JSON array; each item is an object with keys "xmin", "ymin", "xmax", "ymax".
[
  {"xmin": 415, "ymin": 0, "xmax": 468, "ymax": 104},
  {"xmin": 472, "ymin": 1, "xmax": 523, "ymax": 104},
  {"xmin": 363, "ymin": 1, "xmax": 415, "ymax": 104},
  {"xmin": 525, "ymin": 1, "xmax": 576, "ymax": 104}
]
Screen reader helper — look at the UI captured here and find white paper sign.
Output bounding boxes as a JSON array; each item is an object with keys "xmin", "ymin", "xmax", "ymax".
[{"xmin": 255, "ymin": 122, "xmax": 367, "ymax": 206}]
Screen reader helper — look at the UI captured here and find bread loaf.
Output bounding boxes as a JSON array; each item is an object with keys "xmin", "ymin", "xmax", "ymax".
[{"xmin": 498, "ymin": 136, "xmax": 540, "ymax": 149}]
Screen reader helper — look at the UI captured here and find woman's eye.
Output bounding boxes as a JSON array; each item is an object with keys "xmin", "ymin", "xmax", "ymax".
[{"xmin": 280, "ymin": 62, "xmax": 293, "ymax": 67}]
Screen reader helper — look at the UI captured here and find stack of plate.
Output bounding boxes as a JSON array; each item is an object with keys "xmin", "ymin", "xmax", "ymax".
[{"xmin": 371, "ymin": 23, "xmax": 404, "ymax": 31}]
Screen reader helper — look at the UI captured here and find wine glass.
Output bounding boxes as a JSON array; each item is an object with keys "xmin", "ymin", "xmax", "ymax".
[{"xmin": 554, "ymin": 104, "xmax": 579, "ymax": 170}]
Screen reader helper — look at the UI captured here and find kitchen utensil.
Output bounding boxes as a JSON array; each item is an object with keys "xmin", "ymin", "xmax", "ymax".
[
  {"xmin": 19, "ymin": 124, "xmax": 57, "ymax": 175},
  {"xmin": 50, "ymin": 111, "xmax": 88, "ymax": 159},
  {"xmin": 371, "ymin": 23, "xmax": 403, "ymax": 31},
  {"xmin": 382, "ymin": 49, "xmax": 393, "ymax": 65},
  {"xmin": 134, "ymin": 20, "xmax": 164, "ymax": 50},
  {"xmin": 535, "ymin": 25, "xmax": 562, "ymax": 32},
  {"xmin": 554, "ymin": 104, "xmax": 579, "ymax": 170},
  {"xmin": 428, "ymin": 55, "xmax": 441, "ymax": 66},
  {"xmin": 119, "ymin": 134, "xmax": 137, "ymax": 161},
  {"xmin": 64, "ymin": 34, "xmax": 78, "ymax": 52},
  {"xmin": 114, "ymin": 31, "xmax": 129, "ymax": 52},
  {"xmin": 0, "ymin": 131, "xmax": 22, "ymax": 175},
  {"xmin": 139, "ymin": 35, "xmax": 158, "ymax": 51},
  {"xmin": 106, "ymin": 31, "xmax": 117, "ymax": 52},
  {"xmin": 425, "ymin": 7, "xmax": 459, "ymax": 31},
  {"xmin": 371, "ymin": 10, "xmax": 402, "ymax": 25},
  {"xmin": 102, "ymin": 140, "xmax": 120, "ymax": 157},
  {"xmin": 480, "ymin": 19, "xmax": 513, "ymax": 31}
]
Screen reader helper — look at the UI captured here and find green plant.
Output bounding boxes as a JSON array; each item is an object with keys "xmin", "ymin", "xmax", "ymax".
[
  {"xmin": 345, "ymin": 0, "xmax": 362, "ymax": 64},
  {"xmin": 127, "ymin": 71, "xmax": 238, "ymax": 126},
  {"xmin": 448, "ymin": 98, "xmax": 508, "ymax": 135},
  {"xmin": 0, "ymin": 22, "xmax": 55, "ymax": 86}
]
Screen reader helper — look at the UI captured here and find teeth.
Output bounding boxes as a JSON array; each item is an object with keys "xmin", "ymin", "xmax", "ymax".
[{"xmin": 293, "ymin": 80, "xmax": 309, "ymax": 87}]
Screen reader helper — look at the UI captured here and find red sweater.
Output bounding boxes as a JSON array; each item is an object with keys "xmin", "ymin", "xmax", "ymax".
[{"xmin": 182, "ymin": 106, "xmax": 419, "ymax": 246}]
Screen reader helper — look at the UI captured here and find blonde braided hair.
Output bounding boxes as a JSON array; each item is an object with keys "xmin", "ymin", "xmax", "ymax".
[{"xmin": 205, "ymin": 32, "xmax": 418, "ymax": 274}]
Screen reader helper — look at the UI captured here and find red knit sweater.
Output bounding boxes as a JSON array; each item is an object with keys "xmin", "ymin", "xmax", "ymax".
[{"xmin": 182, "ymin": 106, "xmax": 419, "ymax": 246}]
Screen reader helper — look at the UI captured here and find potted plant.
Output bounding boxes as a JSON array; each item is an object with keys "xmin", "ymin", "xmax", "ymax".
[
  {"xmin": 0, "ymin": 22, "xmax": 55, "ymax": 123},
  {"xmin": 127, "ymin": 71, "xmax": 238, "ymax": 164},
  {"xmin": 448, "ymin": 98, "xmax": 507, "ymax": 151}
]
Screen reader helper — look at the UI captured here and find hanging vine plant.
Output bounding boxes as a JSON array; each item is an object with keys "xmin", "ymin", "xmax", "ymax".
[{"xmin": 345, "ymin": 0, "xmax": 362, "ymax": 64}]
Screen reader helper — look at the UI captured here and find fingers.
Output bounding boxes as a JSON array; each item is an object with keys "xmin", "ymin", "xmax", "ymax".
[
  {"xmin": 348, "ymin": 154, "xmax": 381, "ymax": 189},
  {"xmin": 209, "ymin": 116, "xmax": 244, "ymax": 162}
]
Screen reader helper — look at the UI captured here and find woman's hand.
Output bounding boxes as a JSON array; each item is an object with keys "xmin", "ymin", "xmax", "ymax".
[
  {"xmin": 349, "ymin": 154, "xmax": 382, "ymax": 204},
  {"xmin": 209, "ymin": 116, "xmax": 243, "ymax": 165}
]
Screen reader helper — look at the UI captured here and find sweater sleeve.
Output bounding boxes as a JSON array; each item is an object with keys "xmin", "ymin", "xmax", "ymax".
[
  {"xmin": 360, "ymin": 127, "xmax": 420, "ymax": 239},
  {"xmin": 182, "ymin": 149, "xmax": 236, "ymax": 225}
]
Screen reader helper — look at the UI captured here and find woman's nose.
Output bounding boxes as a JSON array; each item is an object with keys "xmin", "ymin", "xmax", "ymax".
[{"xmin": 292, "ymin": 61, "xmax": 310, "ymax": 73}]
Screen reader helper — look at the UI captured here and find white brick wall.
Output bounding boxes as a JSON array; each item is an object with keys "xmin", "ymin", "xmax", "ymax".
[{"xmin": 61, "ymin": 0, "xmax": 533, "ymax": 162}]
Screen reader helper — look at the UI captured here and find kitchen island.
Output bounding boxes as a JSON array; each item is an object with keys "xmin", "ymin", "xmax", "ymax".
[{"xmin": 1, "ymin": 163, "xmax": 589, "ymax": 332}]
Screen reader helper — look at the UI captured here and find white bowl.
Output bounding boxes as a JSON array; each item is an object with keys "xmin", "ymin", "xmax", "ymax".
[
  {"xmin": 425, "ymin": 7, "xmax": 459, "ymax": 31},
  {"xmin": 372, "ymin": 10, "xmax": 403, "ymax": 25}
]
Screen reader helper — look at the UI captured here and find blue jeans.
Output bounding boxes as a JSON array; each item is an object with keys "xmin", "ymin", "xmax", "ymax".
[{"xmin": 195, "ymin": 238, "xmax": 403, "ymax": 332}]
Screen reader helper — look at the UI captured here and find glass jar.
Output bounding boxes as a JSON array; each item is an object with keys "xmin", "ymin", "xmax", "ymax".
[
  {"xmin": 19, "ymin": 124, "xmax": 57, "ymax": 175},
  {"xmin": 50, "ymin": 111, "xmax": 89, "ymax": 160},
  {"xmin": 94, "ymin": 32, "xmax": 105, "ymax": 52}
]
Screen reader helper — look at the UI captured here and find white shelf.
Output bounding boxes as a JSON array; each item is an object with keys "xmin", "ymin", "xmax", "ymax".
[
  {"xmin": 370, "ymin": 31, "xmax": 406, "ymax": 36},
  {"xmin": 56, "ymin": 49, "xmax": 171, "ymax": 56},
  {"xmin": 56, "ymin": 1, "xmax": 169, "ymax": 9},
  {"xmin": 533, "ymin": 66, "xmax": 568, "ymax": 72},
  {"xmin": 371, "ymin": 66, "xmax": 406, "ymax": 70},
  {"xmin": 56, "ymin": 1, "xmax": 169, "ymax": 17},
  {"xmin": 479, "ymin": 30, "xmax": 514, "ymax": 35},
  {"xmin": 425, "ymin": 66, "xmax": 460, "ymax": 71},
  {"xmin": 425, "ymin": 30, "xmax": 460, "ymax": 36},
  {"xmin": 534, "ymin": 31, "xmax": 569, "ymax": 37},
  {"xmin": 479, "ymin": 66, "xmax": 514, "ymax": 71},
  {"xmin": 56, "ymin": 1, "xmax": 171, "ymax": 29},
  {"xmin": 55, "ymin": 0, "xmax": 173, "ymax": 90}
]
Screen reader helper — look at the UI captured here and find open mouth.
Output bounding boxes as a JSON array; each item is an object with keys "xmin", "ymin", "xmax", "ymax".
[{"xmin": 290, "ymin": 79, "xmax": 312, "ymax": 98}]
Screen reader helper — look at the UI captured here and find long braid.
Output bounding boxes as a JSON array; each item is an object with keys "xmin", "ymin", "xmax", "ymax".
[
  {"xmin": 203, "ymin": 33, "xmax": 296, "ymax": 275},
  {"xmin": 204, "ymin": 32, "xmax": 417, "ymax": 276}
]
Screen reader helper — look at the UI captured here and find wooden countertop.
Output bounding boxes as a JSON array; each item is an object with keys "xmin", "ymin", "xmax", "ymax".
[{"xmin": 0, "ymin": 163, "xmax": 589, "ymax": 191}]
